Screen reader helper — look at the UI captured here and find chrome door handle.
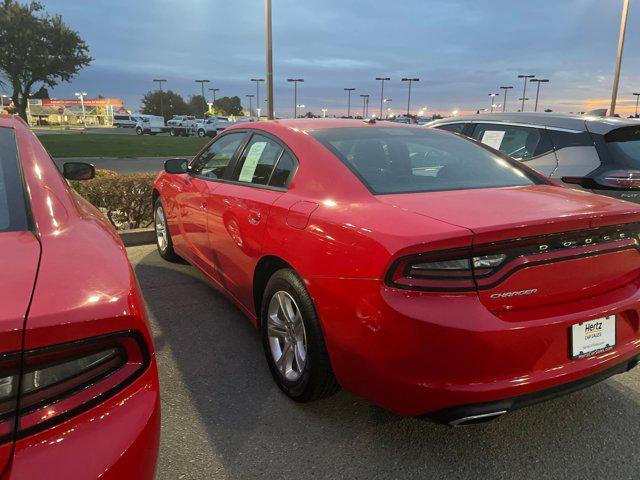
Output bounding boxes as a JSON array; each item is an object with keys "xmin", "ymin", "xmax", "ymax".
[{"xmin": 248, "ymin": 211, "xmax": 262, "ymax": 225}]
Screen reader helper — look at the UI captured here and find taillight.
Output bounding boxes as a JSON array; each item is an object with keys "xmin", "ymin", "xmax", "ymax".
[
  {"xmin": 598, "ymin": 170, "xmax": 640, "ymax": 189},
  {"xmin": 0, "ymin": 331, "xmax": 149, "ymax": 441}
]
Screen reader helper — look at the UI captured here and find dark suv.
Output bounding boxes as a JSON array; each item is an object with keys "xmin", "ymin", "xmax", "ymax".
[{"xmin": 428, "ymin": 113, "xmax": 640, "ymax": 203}]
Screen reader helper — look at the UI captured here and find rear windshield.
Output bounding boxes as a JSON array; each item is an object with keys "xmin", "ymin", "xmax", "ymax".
[
  {"xmin": 0, "ymin": 127, "xmax": 30, "ymax": 232},
  {"xmin": 605, "ymin": 126, "xmax": 640, "ymax": 166},
  {"xmin": 308, "ymin": 126, "xmax": 541, "ymax": 194}
]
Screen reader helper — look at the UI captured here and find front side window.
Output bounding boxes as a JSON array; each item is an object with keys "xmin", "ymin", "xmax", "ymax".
[
  {"xmin": 190, "ymin": 132, "xmax": 246, "ymax": 179},
  {"xmin": 0, "ymin": 128, "xmax": 30, "ymax": 232},
  {"xmin": 472, "ymin": 124, "xmax": 550, "ymax": 160},
  {"xmin": 231, "ymin": 134, "xmax": 292, "ymax": 187},
  {"xmin": 309, "ymin": 126, "xmax": 542, "ymax": 195}
]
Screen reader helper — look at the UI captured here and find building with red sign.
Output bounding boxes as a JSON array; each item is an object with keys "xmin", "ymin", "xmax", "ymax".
[{"xmin": 27, "ymin": 98, "xmax": 129, "ymax": 126}]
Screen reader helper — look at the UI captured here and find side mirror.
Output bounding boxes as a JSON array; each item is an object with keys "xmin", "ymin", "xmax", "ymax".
[
  {"xmin": 164, "ymin": 158, "xmax": 188, "ymax": 174},
  {"xmin": 561, "ymin": 176, "xmax": 587, "ymax": 187},
  {"xmin": 63, "ymin": 162, "xmax": 95, "ymax": 180}
]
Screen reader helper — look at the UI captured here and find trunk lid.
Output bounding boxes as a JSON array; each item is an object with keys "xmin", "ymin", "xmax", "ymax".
[{"xmin": 379, "ymin": 185, "xmax": 640, "ymax": 311}]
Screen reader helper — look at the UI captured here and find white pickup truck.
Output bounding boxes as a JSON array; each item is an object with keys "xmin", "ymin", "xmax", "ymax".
[
  {"xmin": 194, "ymin": 115, "xmax": 235, "ymax": 137},
  {"xmin": 166, "ymin": 115, "xmax": 198, "ymax": 137}
]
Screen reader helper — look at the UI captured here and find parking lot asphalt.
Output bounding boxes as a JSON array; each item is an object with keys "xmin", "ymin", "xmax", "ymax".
[{"xmin": 127, "ymin": 243, "xmax": 640, "ymax": 480}]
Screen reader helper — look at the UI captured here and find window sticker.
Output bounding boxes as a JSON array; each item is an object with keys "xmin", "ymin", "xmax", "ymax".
[
  {"xmin": 238, "ymin": 141, "xmax": 267, "ymax": 182},
  {"xmin": 480, "ymin": 130, "xmax": 506, "ymax": 150}
]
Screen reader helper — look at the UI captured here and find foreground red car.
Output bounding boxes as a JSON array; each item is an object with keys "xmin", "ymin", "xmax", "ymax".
[
  {"xmin": 153, "ymin": 118, "xmax": 640, "ymax": 424},
  {"xmin": 0, "ymin": 115, "xmax": 159, "ymax": 478}
]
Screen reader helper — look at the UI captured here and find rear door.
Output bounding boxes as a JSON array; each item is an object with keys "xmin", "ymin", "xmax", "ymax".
[
  {"xmin": 206, "ymin": 132, "xmax": 297, "ymax": 310},
  {"xmin": 470, "ymin": 122, "xmax": 558, "ymax": 177},
  {"xmin": 0, "ymin": 126, "xmax": 38, "ymax": 472}
]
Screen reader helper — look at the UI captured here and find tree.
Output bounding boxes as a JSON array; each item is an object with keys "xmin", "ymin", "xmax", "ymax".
[
  {"xmin": 0, "ymin": 1, "xmax": 92, "ymax": 120},
  {"xmin": 187, "ymin": 95, "xmax": 208, "ymax": 117},
  {"xmin": 31, "ymin": 85, "xmax": 49, "ymax": 99},
  {"xmin": 140, "ymin": 89, "xmax": 188, "ymax": 121},
  {"xmin": 212, "ymin": 96, "xmax": 243, "ymax": 116}
]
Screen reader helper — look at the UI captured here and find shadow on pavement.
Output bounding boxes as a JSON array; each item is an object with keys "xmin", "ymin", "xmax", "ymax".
[{"xmin": 130, "ymin": 245, "xmax": 640, "ymax": 480}]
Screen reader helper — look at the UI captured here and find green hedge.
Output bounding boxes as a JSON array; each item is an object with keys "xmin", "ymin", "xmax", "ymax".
[{"xmin": 71, "ymin": 169, "xmax": 156, "ymax": 230}]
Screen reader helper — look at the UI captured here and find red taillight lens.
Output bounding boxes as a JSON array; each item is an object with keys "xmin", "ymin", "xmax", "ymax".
[
  {"xmin": 598, "ymin": 170, "xmax": 640, "ymax": 189},
  {"xmin": 0, "ymin": 331, "xmax": 149, "ymax": 441}
]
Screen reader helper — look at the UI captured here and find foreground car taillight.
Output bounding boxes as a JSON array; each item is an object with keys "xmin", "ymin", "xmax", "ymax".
[{"xmin": 0, "ymin": 331, "xmax": 149, "ymax": 441}]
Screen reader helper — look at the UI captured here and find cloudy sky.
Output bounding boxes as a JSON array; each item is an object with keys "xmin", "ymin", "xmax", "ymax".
[{"xmin": 28, "ymin": 0, "xmax": 640, "ymax": 116}]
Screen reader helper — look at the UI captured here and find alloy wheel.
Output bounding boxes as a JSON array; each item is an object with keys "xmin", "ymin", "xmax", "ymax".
[
  {"xmin": 155, "ymin": 205, "xmax": 167, "ymax": 252},
  {"xmin": 267, "ymin": 291, "xmax": 307, "ymax": 381}
]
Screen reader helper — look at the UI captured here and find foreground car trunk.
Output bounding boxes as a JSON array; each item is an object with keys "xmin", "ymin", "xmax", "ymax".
[
  {"xmin": 380, "ymin": 185, "xmax": 640, "ymax": 310},
  {"xmin": 0, "ymin": 231, "xmax": 40, "ymax": 473}
]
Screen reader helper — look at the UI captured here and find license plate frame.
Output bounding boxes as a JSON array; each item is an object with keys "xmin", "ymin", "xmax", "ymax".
[{"xmin": 570, "ymin": 315, "xmax": 616, "ymax": 360}]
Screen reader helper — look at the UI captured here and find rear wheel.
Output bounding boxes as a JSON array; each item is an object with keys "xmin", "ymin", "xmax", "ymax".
[
  {"xmin": 261, "ymin": 269, "xmax": 339, "ymax": 402},
  {"xmin": 154, "ymin": 198, "xmax": 179, "ymax": 261},
  {"xmin": 169, "ymin": 128, "xmax": 178, "ymax": 137},
  {"xmin": 197, "ymin": 129, "xmax": 206, "ymax": 137},
  {"xmin": 135, "ymin": 127, "xmax": 143, "ymax": 135}
]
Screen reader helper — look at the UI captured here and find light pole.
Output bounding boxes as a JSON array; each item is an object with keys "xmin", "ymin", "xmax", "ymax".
[
  {"xmin": 634, "ymin": 93, "xmax": 640, "ymax": 117},
  {"xmin": 74, "ymin": 92, "xmax": 87, "ymax": 125},
  {"xmin": 488, "ymin": 93, "xmax": 499, "ymax": 112},
  {"xmin": 265, "ymin": 0, "xmax": 274, "ymax": 119},
  {"xmin": 360, "ymin": 94, "xmax": 370, "ymax": 117},
  {"xmin": 518, "ymin": 97, "xmax": 529, "ymax": 111},
  {"xmin": 251, "ymin": 78, "xmax": 264, "ymax": 118},
  {"xmin": 401, "ymin": 77, "xmax": 419, "ymax": 116},
  {"xmin": 153, "ymin": 79, "xmax": 167, "ymax": 120},
  {"xmin": 383, "ymin": 98, "xmax": 392, "ymax": 118},
  {"xmin": 246, "ymin": 94, "xmax": 255, "ymax": 117},
  {"xmin": 195, "ymin": 79, "xmax": 210, "ymax": 114},
  {"xmin": 344, "ymin": 88, "xmax": 355, "ymax": 117},
  {"xmin": 611, "ymin": 0, "xmax": 631, "ymax": 116},
  {"xmin": 321, "ymin": 108, "xmax": 328, "ymax": 118},
  {"xmin": 500, "ymin": 86, "xmax": 513, "ymax": 112},
  {"xmin": 208, "ymin": 88, "xmax": 220, "ymax": 104},
  {"xmin": 517, "ymin": 75, "xmax": 535, "ymax": 112},
  {"xmin": 287, "ymin": 78, "xmax": 304, "ymax": 118},
  {"xmin": 530, "ymin": 78, "xmax": 549, "ymax": 112},
  {"xmin": 375, "ymin": 77, "xmax": 390, "ymax": 118}
]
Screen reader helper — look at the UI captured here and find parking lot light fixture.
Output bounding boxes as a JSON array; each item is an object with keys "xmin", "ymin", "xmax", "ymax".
[
  {"xmin": 195, "ymin": 80, "xmax": 210, "ymax": 114},
  {"xmin": 360, "ymin": 94, "xmax": 370, "ymax": 117},
  {"xmin": 251, "ymin": 79, "xmax": 265, "ymax": 118},
  {"xmin": 530, "ymin": 78, "xmax": 549, "ymax": 112},
  {"xmin": 74, "ymin": 92, "xmax": 87, "ymax": 124},
  {"xmin": 246, "ymin": 94, "xmax": 255, "ymax": 117},
  {"xmin": 517, "ymin": 75, "xmax": 535, "ymax": 112},
  {"xmin": 500, "ymin": 86, "xmax": 513, "ymax": 112},
  {"xmin": 208, "ymin": 87, "xmax": 220, "ymax": 105},
  {"xmin": 287, "ymin": 78, "xmax": 304, "ymax": 118},
  {"xmin": 375, "ymin": 77, "xmax": 390, "ymax": 118},
  {"xmin": 344, "ymin": 88, "xmax": 355, "ymax": 118},
  {"xmin": 633, "ymin": 92, "xmax": 640, "ymax": 117},
  {"xmin": 153, "ymin": 79, "xmax": 167, "ymax": 120},
  {"xmin": 401, "ymin": 77, "xmax": 420, "ymax": 115},
  {"xmin": 321, "ymin": 108, "xmax": 328, "ymax": 118},
  {"xmin": 611, "ymin": 0, "xmax": 630, "ymax": 116},
  {"xmin": 383, "ymin": 98, "xmax": 392, "ymax": 118},
  {"xmin": 488, "ymin": 93, "xmax": 499, "ymax": 112}
]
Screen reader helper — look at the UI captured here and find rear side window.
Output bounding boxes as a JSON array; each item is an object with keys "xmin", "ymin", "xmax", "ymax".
[
  {"xmin": 190, "ymin": 132, "xmax": 246, "ymax": 179},
  {"xmin": 472, "ymin": 123, "xmax": 552, "ymax": 160},
  {"xmin": 435, "ymin": 123, "xmax": 466, "ymax": 134},
  {"xmin": 604, "ymin": 126, "xmax": 640, "ymax": 167},
  {"xmin": 548, "ymin": 129, "xmax": 592, "ymax": 149},
  {"xmin": 231, "ymin": 134, "xmax": 296, "ymax": 188},
  {"xmin": 0, "ymin": 128, "xmax": 30, "ymax": 232},
  {"xmin": 309, "ymin": 126, "xmax": 541, "ymax": 194}
]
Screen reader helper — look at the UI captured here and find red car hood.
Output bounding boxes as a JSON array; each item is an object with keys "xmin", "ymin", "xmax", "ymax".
[
  {"xmin": 0, "ymin": 231, "xmax": 40, "ymax": 351},
  {"xmin": 378, "ymin": 185, "xmax": 640, "ymax": 243}
]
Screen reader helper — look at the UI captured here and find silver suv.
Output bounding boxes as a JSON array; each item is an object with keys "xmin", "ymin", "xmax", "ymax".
[{"xmin": 428, "ymin": 113, "xmax": 640, "ymax": 204}]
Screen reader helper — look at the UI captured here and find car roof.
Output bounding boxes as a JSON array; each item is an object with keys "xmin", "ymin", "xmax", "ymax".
[
  {"xmin": 427, "ymin": 112, "xmax": 640, "ymax": 135},
  {"xmin": 228, "ymin": 117, "xmax": 423, "ymax": 134}
]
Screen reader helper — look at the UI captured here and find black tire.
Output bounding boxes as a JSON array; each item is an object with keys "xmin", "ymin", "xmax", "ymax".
[
  {"xmin": 136, "ymin": 127, "xmax": 144, "ymax": 135},
  {"xmin": 169, "ymin": 128, "xmax": 177, "ymax": 137},
  {"xmin": 261, "ymin": 269, "xmax": 339, "ymax": 402},
  {"xmin": 153, "ymin": 198, "xmax": 180, "ymax": 262},
  {"xmin": 197, "ymin": 129, "xmax": 206, "ymax": 137}
]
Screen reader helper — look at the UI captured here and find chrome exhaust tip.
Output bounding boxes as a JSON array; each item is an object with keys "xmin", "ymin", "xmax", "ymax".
[{"xmin": 448, "ymin": 410, "xmax": 508, "ymax": 426}]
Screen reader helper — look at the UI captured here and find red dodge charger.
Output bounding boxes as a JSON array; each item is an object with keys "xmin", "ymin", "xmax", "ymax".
[
  {"xmin": 153, "ymin": 118, "xmax": 640, "ymax": 425},
  {"xmin": 0, "ymin": 115, "xmax": 159, "ymax": 477}
]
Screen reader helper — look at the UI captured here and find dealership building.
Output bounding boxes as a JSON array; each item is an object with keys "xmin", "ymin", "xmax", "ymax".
[{"xmin": 26, "ymin": 97, "xmax": 129, "ymax": 126}]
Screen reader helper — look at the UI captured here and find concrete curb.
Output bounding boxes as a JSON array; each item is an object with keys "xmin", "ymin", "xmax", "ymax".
[{"xmin": 119, "ymin": 228, "xmax": 155, "ymax": 246}]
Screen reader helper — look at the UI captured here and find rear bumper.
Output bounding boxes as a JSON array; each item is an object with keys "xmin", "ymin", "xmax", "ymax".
[
  {"xmin": 2, "ymin": 358, "xmax": 160, "ymax": 480},
  {"xmin": 307, "ymin": 276, "xmax": 640, "ymax": 417},
  {"xmin": 426, "ymin": 354, "xmax": 639, "ymax": 425}
]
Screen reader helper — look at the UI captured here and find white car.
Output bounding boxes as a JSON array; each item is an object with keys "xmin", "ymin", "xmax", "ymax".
[{"xmin": 113, "ymin": 114, "xmax": 142, "ymax": 128}]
